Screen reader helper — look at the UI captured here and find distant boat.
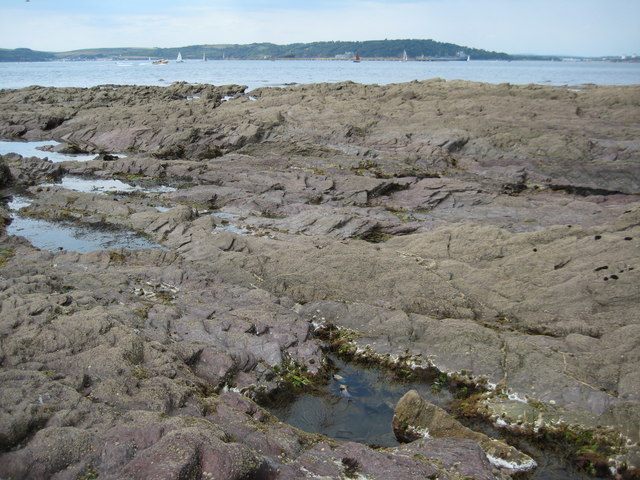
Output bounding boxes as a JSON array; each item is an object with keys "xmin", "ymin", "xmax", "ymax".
[
  {"xmin": 152, "ymin": 60, "xmax": 168, "ymax": 65},
  {"xmin": 353, "ymin": 53, "xmax": 360, "ymax": 63},
  {"xmin": 402, "ymin": 50, "xmax": 408, "ymax": 61},
  {"xmin": 176, "ymin": 52, "xmax": 184, "ymax": 63},
  {"xmin": 202, "ymin": 52, "xmax": 207, "ymax": 61}
]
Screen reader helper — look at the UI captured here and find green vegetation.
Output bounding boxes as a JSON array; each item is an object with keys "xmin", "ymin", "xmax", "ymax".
[
  {"xmin": 108, "ymin": 251, "xmax": 127, "ymax": 264},
  {"xmin": 431, "ymin": 372, "xmax": 448, "ymax": 392},
  {"xmin": 0, "ymin": 48, "xmax": 55, "ymax": 62},
  {"xmin": 273, "ymin": 360, "xmax": 312, "ymax": 388},
  {"xmin": 131, "ymin": 366, "xmax": 151, "ymax": 380},
  {"xmin": 315, "ymin": 322, "xmax": 359, "ymax": 357},
  {"xmin": 77, "ymin": 465, "xmax": 99, "ymax": 480},
  {"xmin": 0, "ymin": 39, "xmax": 511, "ymax": 62},
  {"xmin": 536, "ymin": 425, "xmax": 625, "ymax": 476},
  {"xmin": 0, "ymin": 248, "xmax": 15, "ymax": 267}
]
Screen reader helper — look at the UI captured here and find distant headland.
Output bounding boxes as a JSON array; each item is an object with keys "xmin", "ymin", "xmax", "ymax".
[
  {"xmin": 0, "ymin": 39, "xmax": 522, "ymax": 62},
  {"xmin": 2, "ymin": 39, "xmax": 636, "ymax": 63}
]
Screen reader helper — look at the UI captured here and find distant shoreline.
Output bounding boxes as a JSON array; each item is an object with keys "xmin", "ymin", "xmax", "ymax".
[
  {"xmin": 3, "ymin": 38, "xmax": 636, "ymax": 63},
  {"xmin": 2, "ymin": 57, "xmax": 638, "ymax": 64}
]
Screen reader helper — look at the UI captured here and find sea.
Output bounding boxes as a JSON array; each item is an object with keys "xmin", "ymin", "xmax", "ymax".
[{"xmin": 0, "ymin": 59, "xmax": 638, "ymax": 91}]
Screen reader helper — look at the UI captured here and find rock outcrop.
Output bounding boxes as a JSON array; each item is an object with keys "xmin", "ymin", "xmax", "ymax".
[
  {"xmin": 393, "ymin": 390, "xmax": 536, "ymax": 472},
  {"xmin": 1, "ymin": 79, "xmax": 639, "ymax": 478}
]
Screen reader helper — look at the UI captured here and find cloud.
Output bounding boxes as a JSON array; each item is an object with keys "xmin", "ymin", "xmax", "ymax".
[{"xmin": 1, "ymin": 0, "xmax": 638, "ymax": 56}]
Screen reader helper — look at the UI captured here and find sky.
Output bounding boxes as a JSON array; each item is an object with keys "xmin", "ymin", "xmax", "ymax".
[{"xmin": 0, "ymin": 0, "xmax": 638, "ymax": 57}]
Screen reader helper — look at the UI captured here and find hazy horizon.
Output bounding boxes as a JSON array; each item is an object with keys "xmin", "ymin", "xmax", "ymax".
[{"xmin": 1, "ymin": 0, "xmax": 639, "ymax": 58}]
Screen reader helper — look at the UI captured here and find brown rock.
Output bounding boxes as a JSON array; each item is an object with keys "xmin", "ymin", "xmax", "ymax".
[{"xmin": 393, "ymin": 389, "xmax": 536, "ymax": 472}]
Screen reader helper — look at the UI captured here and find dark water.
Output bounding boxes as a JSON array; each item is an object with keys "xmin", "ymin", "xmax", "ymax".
[
  {"xmin": 268, "ymin": 356, "xmax": 597, "ymax": 480},
  {"xmin": 6, "ymin": 216, "xmax": 162, "ymax": 253},
  {"xmin": 269, "ymin": 357, "xmax": 452, "ymax": 447}
]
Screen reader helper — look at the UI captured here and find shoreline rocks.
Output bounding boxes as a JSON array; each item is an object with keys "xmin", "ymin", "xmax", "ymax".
[
  {"xmin": 392, "ymin": 390, "xmax": 537, "ymax": 472},
  {"xmin": 1, "ymin": 79, "xmax": 639, "ymax": 478}
]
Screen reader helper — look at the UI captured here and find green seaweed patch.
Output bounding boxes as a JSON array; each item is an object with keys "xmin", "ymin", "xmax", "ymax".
[
  {"xmin": 357, "ymin": 228, "xmax": 393, "ymax": 244},
  {"xmin": 452, "ymin": 389, "xmax": 632, "ymax": 476},
  {"xmin": 315, "ymin": 318, "xmax": 633, "ymax": 476},
  {"xmin": 78, "ymin": 465, "xmax": 99, "ymax": 480},
  {"xmin": 314, "ymin": 322, "xmax": 359, "ymax": 358},
  {"xmin": 390, "ymin": 210, "xmax": 415, "ymax": 223},
  {"xmin": 431, "ymin": 372, "xmax": 449, "ymax": 393},
  {"xmin": 131, "ymin": 366, "xmax": 151, "ymax": 380},
  {"xmin": 534, "ymin": 424, "xmax": 626, "ymax": 476},
  {"xmin": 108, "ymin": 250, "xmax": 127, "ymax": 263},
  {"xmin": 527, "ymin": 398, "xmax": 546, "ymax": 410},
  {"xmin": 273, "ymin": 359, "xmax": 313, "ymax": 389},
  {"xmin": 315, "ymin": 323, "xmax": 448, "ymax": 386},
  {"xmin": 449, "ymin": 393, "xmax": 487, "ymax": 419},
  {"xmin": 448, "ymin": 371, "xmax": 486, "ymax": 398},
  {"xmin": 260, "ymin": 211, "xmax": 287, "ymax": 219},
  {"xmin": 0, "ymin": 247, "xmax": 15, "ymax": 267},
  {"xmin": 133, "ymin": 306, "xmax": 149, "ymax": 319}
]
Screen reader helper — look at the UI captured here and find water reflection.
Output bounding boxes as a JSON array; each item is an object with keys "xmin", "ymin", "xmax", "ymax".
[
  {"xmin": 6, "ymin": 195, "xmax": 163, "ymax": 253},
  {"xmin": 269, "ymin": 356, "xmax": 596, "ymax": 479},
  {"xmin": 42, "ymin": 176, "xmax": 175, "ymax": 194},
  {"xmin": 212, "ymin": 211, "xmax": 252, "ymax": 235},
  {"xmin": 0, "ymin": 140, "xmax": 108, "ymax": 163},
  {"xmin": 7, "ymin": 216, "xmax": 161, "ymax": 253},
  {"xmin": 269, "ymin": 356, "xmax": 452, "ymax": 447}
]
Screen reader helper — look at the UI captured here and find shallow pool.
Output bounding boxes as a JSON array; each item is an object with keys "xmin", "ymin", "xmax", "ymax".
[
  {"xmin": 42, "ymin": 176, "xmax": 176, "ymax": 194},
  {"xmin": 268, "ymin": 356, "xmax": 596, "ymax": 479},
  {"xmin": 7, "ymin": 195, "xmax": 163, "ymax": 253},
  {"xmin": 268, "ymin": 356, "xmax": 452, "ymax": 447},
  {"xmin": 0, "ymin": 140, "xmax": 102, "ymax": 162},
  {"xmin": 7, "ymin": 216, "xmax": 162, "ymax": 253}
]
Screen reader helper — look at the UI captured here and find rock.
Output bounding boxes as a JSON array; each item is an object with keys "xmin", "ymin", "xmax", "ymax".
[
  {"xmin": 2, "ymin": 153, "xmax": 65, "ymax": 186},
  {"xmin": 1, "ymin": 80, "xmax": 639, "ymax": 476},
  {"xmin": 393, "ymin": 389, "xmax": 537, "ymax": 472},
  {"xmin": 0, "ymin": 158, "xmax": 12, "ymax": 187},
  {"xmin": 3, "ymin": 82, "xmax": 639, "ymax": 193},
  {"xmin": 0, "ymin": 426, "xmax": 96, "ymax": 479},
  {"xmin": 396, "ymin": 438, "xmax": 503, "ymax": 480}
]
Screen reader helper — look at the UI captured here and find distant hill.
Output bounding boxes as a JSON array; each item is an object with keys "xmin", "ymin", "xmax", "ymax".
[
  {"xmin": 0, "ymin": 39, "xmax": 511, "ymax": 62},
  {"xmin": 0, "ymin": 48, "xmax": 55, "ymax": 62}
]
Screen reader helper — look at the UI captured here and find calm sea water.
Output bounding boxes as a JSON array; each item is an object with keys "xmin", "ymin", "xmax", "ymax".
[{"xmin": 0, "ymin": 59, "xmax": 638, "ymax": 91}]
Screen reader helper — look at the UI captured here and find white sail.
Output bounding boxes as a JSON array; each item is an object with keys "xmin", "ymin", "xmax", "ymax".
[
  {"xmin": 402, "ymin": 50, "xmax": 408, "ymax": 61},
  {"xmin": 176, "ymin": 52, "xmax": 183, "ymax": 62}
]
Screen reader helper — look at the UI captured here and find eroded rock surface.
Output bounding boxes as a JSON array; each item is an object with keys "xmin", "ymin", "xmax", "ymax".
[
  {"xmin": 1, "ymin": 79, "xmax": 639, "ymax": 478},
  {"xmin": 393, "ymin": 390, "xmax": 536, "ymax": 472}
]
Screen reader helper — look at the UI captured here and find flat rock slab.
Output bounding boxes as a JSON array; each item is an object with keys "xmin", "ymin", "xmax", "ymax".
[
  {"xmin": 1, "ymin": 80, "xmax": 639, "ymax": 476},
  {"xmin": 393, "ymin": 390, "xmax": 537, "ymax": 472}
]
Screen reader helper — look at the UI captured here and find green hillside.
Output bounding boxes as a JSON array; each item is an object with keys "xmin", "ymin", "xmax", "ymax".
[
  {"xmin": 0, "ymin": 39, "xmax": 511, "ymax": 62},
  {"xmin": 0, "ymin": 48, "xmax": 55, "ymax": 62}
]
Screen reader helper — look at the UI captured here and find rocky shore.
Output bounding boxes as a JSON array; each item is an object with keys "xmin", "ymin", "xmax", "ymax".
[{"xmin": 1, "ymin": 80, "xmax": 639, "ymax": 479}]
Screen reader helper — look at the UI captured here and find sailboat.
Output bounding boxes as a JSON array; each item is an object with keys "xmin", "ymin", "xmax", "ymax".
[
  {"xmin": 402, "ymin": 50, "xmax": 408, "ymax": 61},
  {"xmin": 176, "ymin": 52, "xmax": 184, "ymax": 63},
  {"xmin": 202, "ymin": 52, "xmax": 207, "ymax": 61},
  {"xmin": 353, "ymin": 53, "xmax": 360, "ymax": 63}
]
